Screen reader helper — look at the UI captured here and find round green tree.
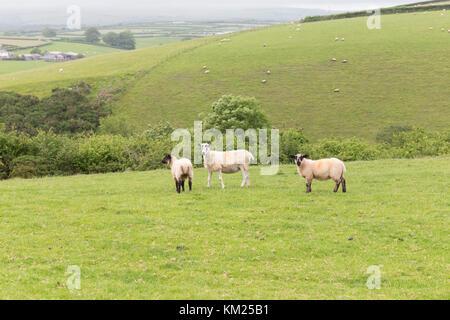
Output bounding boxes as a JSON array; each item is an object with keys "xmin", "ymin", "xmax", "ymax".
[
  {"xmin": 84, "ymin": 27, "xmax": 101, "ymax": 43},
  {"xmin": 203, "ymin": 95, "xmax": 270, "ymax": 132}
]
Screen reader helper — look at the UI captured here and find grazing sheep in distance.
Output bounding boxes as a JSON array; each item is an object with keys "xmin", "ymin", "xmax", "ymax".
[
  {"xmin": 200, "ymin": 143, "xmax": 254, "ymax": 189},
  {"xmin": 162, "ymin": 155, "xmax": 193, "ymax": 193},
  {"xmin": 334, "ymin": 88, "xmax": 340, "ymax": 92},
  {"xmin": 204, "ymin": 70, "xmax": 210, "ymax": 74},
  {"xmin": 331, "ymin": 58, "xmax": 337, "ymax": 62},
  {"xmin": 59, "ymin": 68, "xmax": 64, "ymax": 73},
  {"xmin": 262, "ymin": 79, "xmax": 267, "ymax": 84},
  {"xmin": 290, "ymin": 154, "xmax": 347, "ymax": 193}
]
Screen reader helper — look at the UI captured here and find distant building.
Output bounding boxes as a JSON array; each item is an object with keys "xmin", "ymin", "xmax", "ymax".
[
  {"xmin": 41, "ymin": 51, "xmax": 82, "ymax": 62},
  {"xmin": 1, "ymin": 49, "xmax": 83, "ymax": 62},
  {"xmin": 0, "ymin": 50, "xmax": 15, "ymax": 60},
  {"xmin": 20, "ymin": 54, "xmax": 42, "ymax": 61}
]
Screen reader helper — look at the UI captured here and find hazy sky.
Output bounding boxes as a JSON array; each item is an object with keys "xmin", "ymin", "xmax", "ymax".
[{"xmin": 2, "ymin": 0, "xmax": 417, "ymax": 11}]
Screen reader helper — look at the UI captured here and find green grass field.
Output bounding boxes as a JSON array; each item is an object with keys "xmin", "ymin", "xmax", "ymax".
[
  {"xmin": 111, "ymin": 11, "xmax": 450, "ymax": 140},
  {"xmin": 0, "ymin": 157, "xmax": 448, "ymax": 299},
  {"xmin": 0, "ymin": 60, "xmax": 47, "ymax": 75},
  {"xmin": 1, "ymin": 11, "xmax": 448, "ymax": 140},
  {"xmin": 0, "ymin": 42, "xmax": 122, "ymax": 75},
  {"xmin": 17, "ymin": 42, "xmax": 121, "ymax": 57},
  {"xmin": 0, "ymin": 38, "xmax": 210, "ymax": 96},
  {"xmin": 135, "ymin": 37, "xmax": 187, "ymax": 49}
]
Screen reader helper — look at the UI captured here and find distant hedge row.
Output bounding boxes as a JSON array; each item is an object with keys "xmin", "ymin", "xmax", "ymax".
[
  {"xmin": 302, "ymin": 4, "xmax": 450, "ymax": 23},
  {"xmin": 0, "ymin": 125, "xmax": 448, "ymax": 180}
]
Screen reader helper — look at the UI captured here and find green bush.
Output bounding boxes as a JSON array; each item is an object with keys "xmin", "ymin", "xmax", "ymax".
[
  {"xmin": 0, "ymin": 82, "xmax": 110, "ymax": 136},
  {"xmin": 390, "ymin": 128, "xmax": 450, "ymax": 158},
  {"xmin": 0, "ymin": 125, "xmax": 448, "ymax": 180},
  {"xmin": 376, "ymin": 125, "xmax": 413, "ymax": 145},
  {"xmin": 9, "ymin": 155, "xmax": 45, "ymax": 179},
  {"xmin": 202, "ymin": 95, "xmax": 270, "ymax": 132},
  {"xmin": 279, "ymin": 128, "xmax": 309, "ymax": 163},
  {"xmin": 309, "ymin": 137, "xmax": 385, "ymax": 161}
]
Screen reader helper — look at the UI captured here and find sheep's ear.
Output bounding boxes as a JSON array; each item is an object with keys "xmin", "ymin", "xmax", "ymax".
[
  {"xmin": 303, "ymin": 154, "xmax": 309, "ymax": 159},
  {"xmin": 289, "ymin": 155, "xmax": 297, "ymax": 159}
]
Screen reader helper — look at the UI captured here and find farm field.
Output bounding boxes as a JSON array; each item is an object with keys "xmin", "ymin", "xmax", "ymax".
[
  {"xmin": 0, "ymin": 37, "xmax": 210, "ymax": 97},
  {"xmin": 16, "ymin": 42, "xmax": 121, "ymax": 57},
  {"xmin": 0, "ymin": 11, "xmax": 449, "ymax": 141},
  {"xmin": 109, "ymin": 11, "xmax": 450, "ymax": 140},
  {"xmin": 0, "ymin": 42, "xmax": 122, "ymax": 75},
  {"xmin": 135, "ymin": 37, "xmax": 187, "ymax": 49},
  {"xmin": 0, "ymin": 38, "xmax": 49, "ymax": 47},
  {"xmin": 0, "ymin": 157, "xmax": 448, "ymax": 299},
  {"xmin": 0, "ymin": 60, "xmax": 47, "ymax": 75}
]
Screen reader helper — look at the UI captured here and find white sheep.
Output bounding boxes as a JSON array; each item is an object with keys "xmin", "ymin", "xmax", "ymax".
[
  {"xmin": 200, "ymin": 143, "xmax": 254, "ymax": 189},
  {"xmin": 290, "ymin": 154, "xmax": 346, "ymax": 193},
  {"xmin": 162, "ymin": 154, "xmax": 193, "ymax": 193}
]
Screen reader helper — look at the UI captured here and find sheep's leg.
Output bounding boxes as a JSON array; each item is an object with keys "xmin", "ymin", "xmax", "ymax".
[
  {"xmin": 334, "ymin": 180, "xmax": 341, "ymax": 192},
  {"xmin": 181, "ymin": 180, "xmax": 185, "ymax": 192},
  {"xmin": 246, "ymin": 171, "xmax": 250, "ymax": 187},
  {"xmin": 306, "ymin": 180, "xmax": 312, "ymax": 193},
  {"xmin": 207, "ymin": 171, "xmax": 212, "ymax": 187},
  {"xmin": 341, "ymin": 178, "xmax": 347, "ymax": 193},
  {"xmin": 175, "ymin": 180, "xmax": 180, "ymax": 193},
  {"xmin": 218, "ymin": 170, "xmax": 225, "ymax": 189},
  {"xmin": 240, "ymin": 167, "xmax": 246, "ymax": 187},
  {"xmin": 188, "ymin": 178, "xmax": 192, "ymax": 191}
]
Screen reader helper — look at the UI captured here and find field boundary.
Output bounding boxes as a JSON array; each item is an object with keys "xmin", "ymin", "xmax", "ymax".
[{"xmin": 302, "ymin": 2, "xmax": 450, "ymax": 23}]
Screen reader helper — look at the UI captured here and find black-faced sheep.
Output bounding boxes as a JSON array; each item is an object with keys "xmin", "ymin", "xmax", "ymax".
[
  {"xmin": 162, "ymin": 155, "xmax": 193, "ymax": 193},
  {"xmin": 290, "ymin": 154, "xmax": 347, "ymax": 193}
]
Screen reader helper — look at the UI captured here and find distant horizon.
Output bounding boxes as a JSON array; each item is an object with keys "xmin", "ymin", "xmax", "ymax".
[
  {"xmin": 0, "ymin": 0, "xmax": 418, "ymax": 11},
  {"xmin": 0, "ymin": 0, "xmax": 423, "ymax": 29}
]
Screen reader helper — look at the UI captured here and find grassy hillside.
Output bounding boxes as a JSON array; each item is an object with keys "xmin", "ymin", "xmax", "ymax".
[
  {"xmin": 110, "ymin": 11, "xmax": 449, "ymax": 140},
  {"xmin": 0, "ymin": 42, "xmax": 122, "ymax": 75},
  {"xmin": 1, "ymin": 11, "xmax": 449, "ymax": 140},
  {"xmin": 0, "ymin": 157, "xmax": 448, "ymax": 299},
  {"xmin": 16, "ymin": 42, "xmax": 121, "ymax": 57},
  {"xmin": 0, "ymin": 37, "xmax": 210, "ymax": 97}
]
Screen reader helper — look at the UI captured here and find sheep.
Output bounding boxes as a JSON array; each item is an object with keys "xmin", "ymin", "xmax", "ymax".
[
  {"xmin": 331, "ymin": 58, "xmax": 337, "ymax": 62},
  {"xmin": 290, "ymin": 154, "xmax": 346, "ymax": 193},
  {"xmin": 59, "ymin": 68, "xmax": 64, "ymax": 73},
  {"xmin": 204, "ymin": 70, "xmax": 210, "ymax": 74},
  {"xmin": 200, "ymin": 143, "xmax": 254, "ymax": 189},
  {"xmin": 161, "ymin": 154, "xmax": 193, "ymax": 193},
  {"xmin": 334, "ymin": 88, "xmax": 340, "ymax": 92},
  {"xmin": 342, "ymin": 59, "xmax": 348, "ymax": 63},
  {"xmin": 262, "ymin": 79, "xmax": 267, "ymax": 84}
]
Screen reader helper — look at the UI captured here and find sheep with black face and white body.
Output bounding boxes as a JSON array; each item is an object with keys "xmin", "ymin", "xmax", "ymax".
[
  {"xmin": 290, "ymin": 154, "xmax": 347, "ymax": 193},
  {"xmin": 200, "ymin": 143, "xmax": 254, "ymax": 189},
  {"xmin": 162, "ymin": 154, "xmax": 193, "ymax": 193}
]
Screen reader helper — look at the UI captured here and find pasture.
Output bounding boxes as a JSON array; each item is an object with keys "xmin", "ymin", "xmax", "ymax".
[
  {"xmin": 0, "ymin": 38, "xmax": 49, "ymax": 47},
  {"xmin": 1, "ymin": 12, "xmax": 448, "ymax": 140},
  {"xmin": 17, "ymin": 42, "xmax": 121, "ymax": 57},
  {"xmin": 0, "ymin": 157, "xmax": 448, "ymax": 299}
]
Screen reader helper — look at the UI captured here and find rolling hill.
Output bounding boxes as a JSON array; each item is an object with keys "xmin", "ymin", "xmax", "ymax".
[{"xmin": 1, "ymin": 10, "xmax": 449, "ymax": 141}]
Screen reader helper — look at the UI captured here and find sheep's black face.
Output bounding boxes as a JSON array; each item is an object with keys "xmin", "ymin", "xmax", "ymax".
[
  {"xmin": 162, "ymin": 154, "xmax": 171, "ymax": 164},
  {"xmin": 290, "ymin": 154, "xmax": 309, "ymax": 166}
]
